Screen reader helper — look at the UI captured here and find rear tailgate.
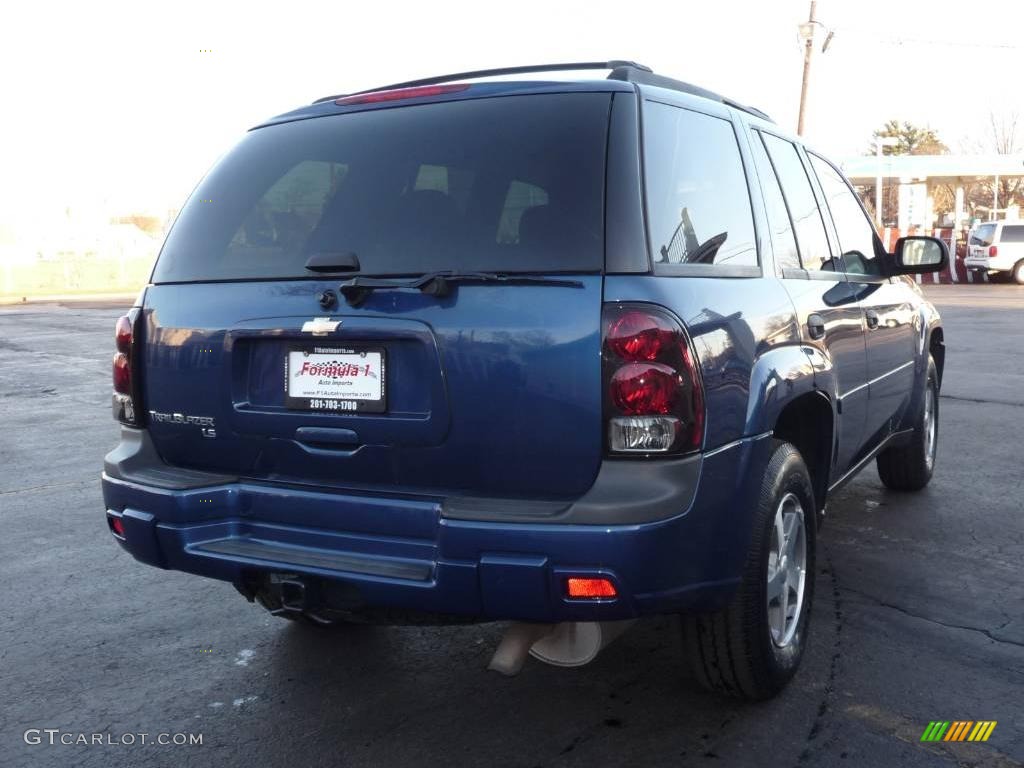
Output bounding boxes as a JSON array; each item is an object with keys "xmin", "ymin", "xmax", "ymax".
[
  {"xmin": 967, "ymin": 223, "xmax": 997, "ymax": 262},
  {"xmin": 142, "ymin": 279, "xmax": 603, "ymax": 498},
  {"xmin": 141, "ymin": 90, "xmax": 614, "ymax": 499}
]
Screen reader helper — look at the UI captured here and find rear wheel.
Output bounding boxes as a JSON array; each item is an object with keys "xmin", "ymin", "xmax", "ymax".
[
  {"xmin": 876, "ymin": 356, "xmax": 938, "ymax": 491},
  {"xmin": 682, "ymin": 441, "xmax": 816, "ymax": 700},
  {"xmin": 1013, "ymin": 260, "xmax": 1024, "ymax": 285}
]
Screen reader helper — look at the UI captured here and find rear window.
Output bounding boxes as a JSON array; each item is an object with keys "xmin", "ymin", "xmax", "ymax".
[
  {"xmin": 1000, "ymin": 225, "xmax": 1024, "ymax": 243},
  {"xmin": 153, "ymin": 94, "xmax": 611, "ymax": 282},
  {"xmin": 970, "ymin": 224, "xmax": 997, "ymax": 246}
]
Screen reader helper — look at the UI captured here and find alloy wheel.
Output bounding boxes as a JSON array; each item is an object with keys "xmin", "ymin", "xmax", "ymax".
[
  {"xmin": 766, "ymin": 492, "xmax": 807, "ymax": 648},
  {"xmin": 923, "ymin": 384, "xmax": 937, "ymax": 471}
]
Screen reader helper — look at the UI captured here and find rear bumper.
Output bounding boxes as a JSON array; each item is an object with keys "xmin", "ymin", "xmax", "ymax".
[
  {"xmin": 964, "ymin": 256, "xmax": 1008, "ymax": 272},
  {"xmin": 101, "ymin": 431, "xmax": 773, "ymax": 623}
]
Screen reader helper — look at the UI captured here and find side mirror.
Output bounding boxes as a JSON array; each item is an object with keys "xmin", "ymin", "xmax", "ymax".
[{"xmin": 893, "ymin": 236, "xmax": 948, "ymax": 274}]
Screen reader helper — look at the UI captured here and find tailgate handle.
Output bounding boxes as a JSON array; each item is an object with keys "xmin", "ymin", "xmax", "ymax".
[{"xmin": 294, "ymin": 427, "xmax": 360, "ymax": 448}]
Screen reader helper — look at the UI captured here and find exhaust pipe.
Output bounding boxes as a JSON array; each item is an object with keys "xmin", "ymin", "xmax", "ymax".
[
  {"xmin": 487, "ymin": 623, "xmax": 555, "ymax": 676},
  {"xmin": 488, "ymin": 620, "xmax": 635, "ymax": 676}
]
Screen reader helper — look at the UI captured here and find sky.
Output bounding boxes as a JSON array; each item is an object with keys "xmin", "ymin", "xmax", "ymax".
[{"xmin": 2, "ymin": 0, "xmax": 1022, "ymax": 238}]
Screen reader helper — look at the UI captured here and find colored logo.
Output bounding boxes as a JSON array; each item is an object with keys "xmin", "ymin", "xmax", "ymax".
[
  {"xmin": 295, "ymin": 360, "xmax": 377, "ymax": 379},
  {"xmin": 921, "ymin": 721, "xmax": 997, "ymax": 742}
]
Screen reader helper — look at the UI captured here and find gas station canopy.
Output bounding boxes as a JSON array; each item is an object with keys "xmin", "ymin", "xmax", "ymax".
[{"xmin": 839, "ymin": 154, "xmax": 1024, "ymax": 182}]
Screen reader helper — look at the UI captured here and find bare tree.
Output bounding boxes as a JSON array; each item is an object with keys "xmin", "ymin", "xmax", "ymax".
[{"xmin": 965, "ymin": 112, "xmax": 1023, "ymax": 218}]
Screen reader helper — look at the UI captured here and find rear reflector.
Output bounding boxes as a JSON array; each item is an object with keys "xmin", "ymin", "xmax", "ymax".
[
  {"xmin": 108, "ymin": 514, "xmax": 125, "ymax": 538},
  {"xmin": 335, "ymin": 83, "xmax": 470, "ymax": 106},
  {"xmin": 566, "ymin": 577, "xmax": 617, "ymax": 599}
]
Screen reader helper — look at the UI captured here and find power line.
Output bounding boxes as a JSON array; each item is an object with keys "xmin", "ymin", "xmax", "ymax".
[{"xmin": 837, "ymin": 29, "xmax": 1021, "ymax": 50}]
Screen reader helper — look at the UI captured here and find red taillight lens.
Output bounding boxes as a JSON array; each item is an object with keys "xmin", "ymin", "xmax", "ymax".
[
  {"xmin": 112, "ymin": 310, "xmax": 141, "ymax": 425},
  {"xmin": 335, "ymin": 83, "xmax": 469, "ymax": 106},
  {"xmin": 610, "ymin": 363, "xmax": 682, "ymax": 415},
  {"xmin": 113, "ymin": 353, "xmax": 131, "ymax": 394},
  {"xmin": 989, "ymin": 245, "xmax": 998, "ymax": 257},
  {"xmin": 606, "ymin": 310, "xmax": 677, "ymax": 361},
  {"xmin": 115, "ymin": 315, "xmax": 133, "ymax": 353},
  {"xmin": 108, "ymin": 515, "xmax": 125, "ymax": 538},
  {"xmin": 603, "ymin": 304, "xmax": 704, "ymax": 454},
  {"xmin": 566, "ymin": 577, "xmax": 617, "ymax": 599}
]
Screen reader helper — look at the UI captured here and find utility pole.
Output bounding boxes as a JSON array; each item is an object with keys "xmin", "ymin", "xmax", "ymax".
[
  {"xmin": 875, "ymin": 140, "xmax": 884, "ymax": 228},
  {"xmin": 796, "ymin": 0, "xmax": 817, "ymax": 137},
  {"xmin": 874, "ymin": 137, "xmax": 899, "ymax": 228}
]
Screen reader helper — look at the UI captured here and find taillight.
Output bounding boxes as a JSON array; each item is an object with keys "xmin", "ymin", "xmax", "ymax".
[
  {"xmin": 112, "ymin": 309, "xmax": 141, "ymax": 425},
  {"xmin": 610, "ymin": 363, "xmax": 681, "ymax": 414},
  {"xmin": 334, "ymin": 83, "xmax": 469, "ymax": 106},
  {"xmin": 115, "ymin": 315, "xmax": 132, "ymax": 353},
  {"xmin": 112, "ymin": 353, "xmax": 131, "ymax": 393},
  {"xmin": 989, "ymin": 245, "xmax": 998, "ymax": 257},
  {"xmin": 606, "ymin": 310, "xmax": 677, "ymax": 360},
  {"xmin": 603, "ymin": 304, "xmax": 704, "ymax": 454}
]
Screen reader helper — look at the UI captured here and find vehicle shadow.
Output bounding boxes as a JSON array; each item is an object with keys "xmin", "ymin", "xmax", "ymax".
[{"xmin": 240, "ymin": 607, "xmax": 834, "ymax": 767}]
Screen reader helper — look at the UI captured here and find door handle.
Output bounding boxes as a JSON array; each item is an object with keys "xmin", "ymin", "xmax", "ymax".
[
  {"xmin": 865, "ymin": 310, "xmax": 880, "ymax": 330},
  {"xmin": 807, "ymin": 313, "xmax": 826, "ymax": 340},
  {"xmin": 294, "ymin": 426, "xmax": 360, "ymax": 447}
]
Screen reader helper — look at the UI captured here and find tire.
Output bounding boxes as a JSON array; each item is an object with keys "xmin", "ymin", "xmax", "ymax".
[
  {"xmin": 1013, "ymin": 260, "xmax": 1024, "ymax": 285},
  {"xmin": 682, "ymin": 441, "xmax": 816, "ymax": 700},
  {"xmin": 876, "ymin": 356, "xmax": 938, "ymax": 491}
]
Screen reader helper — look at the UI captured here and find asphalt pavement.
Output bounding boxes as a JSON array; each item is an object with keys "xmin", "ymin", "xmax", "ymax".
[{"xmin": 1, "ymin": 284, "xmax": 1022, "ymax": 768}]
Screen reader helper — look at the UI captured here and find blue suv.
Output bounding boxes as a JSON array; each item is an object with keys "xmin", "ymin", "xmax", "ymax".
[{"xmin": 102, "ymin": 61, "xmax": 947, "ymax": 699}]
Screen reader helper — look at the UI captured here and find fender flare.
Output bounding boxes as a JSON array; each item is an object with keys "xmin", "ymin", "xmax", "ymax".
[
  {"xmin": 743, "ymin": 343, "xmax": 831, "ymax": 436},
  {"xmin": 898, "ymin": 317, "xmax": 943, "ymax": 431}
]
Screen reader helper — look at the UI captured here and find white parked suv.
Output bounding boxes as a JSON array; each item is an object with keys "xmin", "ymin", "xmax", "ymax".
[{"xmin": 965, "ymin": 220, "xmax": 1024, "ymax": 284}]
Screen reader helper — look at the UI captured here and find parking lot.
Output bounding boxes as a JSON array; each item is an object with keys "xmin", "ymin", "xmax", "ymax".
[{"xmin": 1, "ymin": 283, "xmax": 1021, "ymax": 768}]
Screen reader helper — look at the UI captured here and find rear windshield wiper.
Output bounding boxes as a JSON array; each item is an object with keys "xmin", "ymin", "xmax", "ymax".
[{"xmin": 339, "ymin": 271, "xmax": 585, "ymax": 307}]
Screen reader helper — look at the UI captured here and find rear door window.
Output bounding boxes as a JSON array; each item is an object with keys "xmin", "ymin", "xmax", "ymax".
[
  {"xmin": 642, "ymin": 101, "xmax": 757, "ymax": 268},
  {"xmin": 760, "ymin": 133, "xmax": 834, "ymax": 273},
  {"xmin": 748, "ymin": 131, "xmax": 801, "ymax": 270},
  {"xmin": 153, "ymin": 93, "xmax": 610, "ymax": 282}
]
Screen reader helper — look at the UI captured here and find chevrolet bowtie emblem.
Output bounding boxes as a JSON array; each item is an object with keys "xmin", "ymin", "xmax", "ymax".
[{"xmin": 301, "ymin": 317, "xmax": 341, "ymax": 336}]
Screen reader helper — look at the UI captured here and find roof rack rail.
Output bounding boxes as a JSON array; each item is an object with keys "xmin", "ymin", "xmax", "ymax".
[
  {"xmin": 607, "ymin": 63, "xmax": 774, "ymax": 123},
  {"xmin": 312, "ymin": 59, "xmax": 773, "ymax": 123},
  {"xmin": 312, "ymin": 60, "xmax": 651, "ymax": 104}
]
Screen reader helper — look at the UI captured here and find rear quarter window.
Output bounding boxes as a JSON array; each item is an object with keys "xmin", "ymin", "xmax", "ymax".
[
  {"xmin": 642, "ymin": 101, "xmax": 757, "ymax": 271},
  {"xmin": 999, "ymin": 225, "xmax": 1024, "ymax": 243},
  {"xmin": 153, "ymin": 93, "xmax": 611, "ymax": 282}
]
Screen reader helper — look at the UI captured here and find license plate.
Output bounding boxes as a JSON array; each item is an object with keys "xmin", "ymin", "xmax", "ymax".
[{"xmin": 285, "ymin": 345, "xmax": 386, "ymax": 413}]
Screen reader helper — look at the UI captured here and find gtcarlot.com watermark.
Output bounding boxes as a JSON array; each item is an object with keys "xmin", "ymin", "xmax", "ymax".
[{"xmin": 24, "ymin": 729, "xmax": 202, "ymax": 747}]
